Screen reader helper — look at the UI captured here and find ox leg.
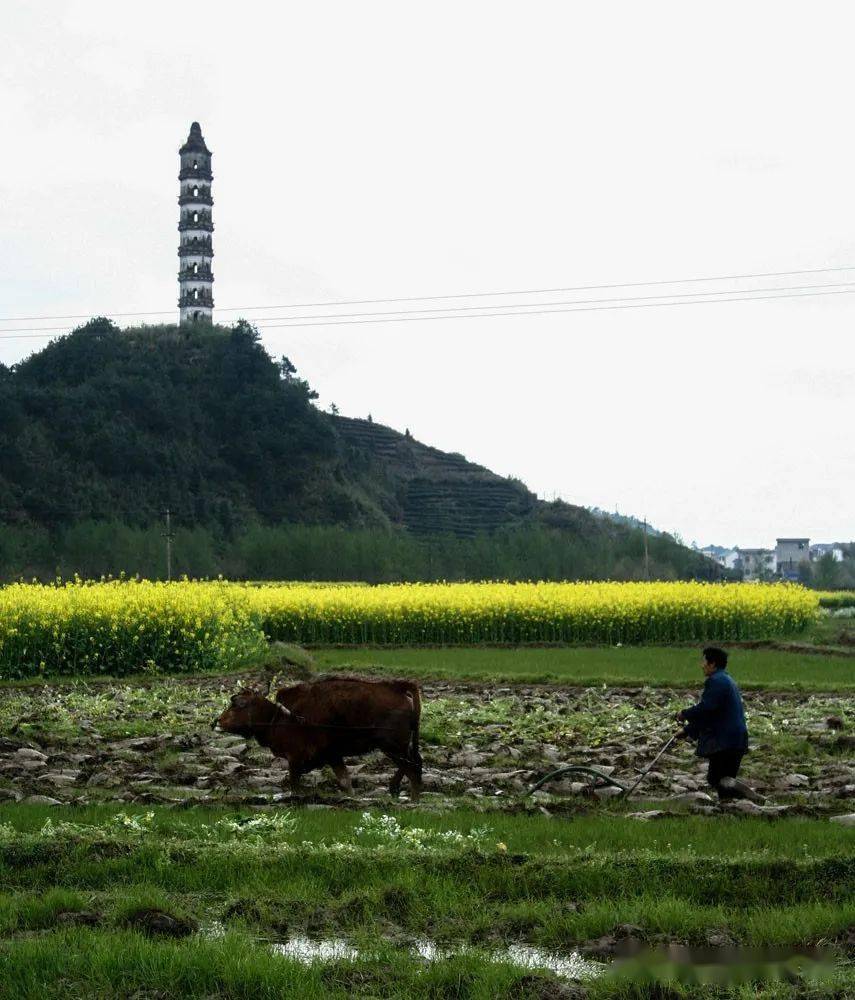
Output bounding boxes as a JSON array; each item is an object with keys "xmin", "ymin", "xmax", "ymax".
[
  {"xmin": 389, "ymin": 765, "xmax": 405, "ymax": 797},
  {"xmin": 387, "ymin": 754, "xmax": 422, "ymax": 799},
  {"xmin": 331, "ymin": 761, "xmax": 352, "ymax": 794},
  {"xmin": 406, "ymin": 750, "xmax": 423, "ymax": 801},
  {"xmin": 288, "ymin": 764, "xmax": 304, "ymax": 794},
  {"xmin": 386, "ymin": 747, "xmax": 422, "ymax": 800}
]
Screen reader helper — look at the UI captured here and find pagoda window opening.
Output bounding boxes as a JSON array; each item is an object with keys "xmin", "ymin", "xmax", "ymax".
[
  {"xmin": 192, "ymin": 263, "xmax": 198, "ymax": 274},
  {"xmin": 192, "ymin": 185, "xmax": 199, "ymax": 196},
  {"xmin": 193, "ymin": 211, "xmax": 199, "ymax": 222},
  {"xmin": 193, "ymin": 289, "xmax": 199, "ymax": 301}
]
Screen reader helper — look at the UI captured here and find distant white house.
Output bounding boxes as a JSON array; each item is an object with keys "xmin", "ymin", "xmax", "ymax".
[
  {"xmin": 737, "ymin": 548, "xmax": 777, "ymax": 581},
  {"xmin": 699, "ymin": 546, "xmax": 740, "ymax": 571},
  {"xmin": 811, "ymin": 543, "xmax": 845, "ymax": 563},
  {"xmin": 709, "ymin": 536, "xmax": 848, "ymax": 580},
  {"xmin": 775, "ymin": 538, "xmax": 810, "ymax": 581}
]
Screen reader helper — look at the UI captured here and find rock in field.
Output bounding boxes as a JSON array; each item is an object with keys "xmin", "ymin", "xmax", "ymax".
[
  {"xmin": 705, "ymin": 929, "xmax": 737, "ymax": 948},
  {"xmin": 669, "ymin": 791, "xmax": 715, "ymax": 804},
  {"xmin": 724, "ymin": 800, "xmax": 790, "ymax": 816},
  {"xmin": 830, "ymin": 813, "xmax": 855, "ymax": 826},
  {"xmin": 87, "ymin": 771, "xmax": 123, "ymax": 788},
  {"xmin": 41, "ymin": 771, "xmax": 81, "ymax": 785},
  {"xmin": 114, "ymin": 737, "xmax": 164, "ymax": 752}
]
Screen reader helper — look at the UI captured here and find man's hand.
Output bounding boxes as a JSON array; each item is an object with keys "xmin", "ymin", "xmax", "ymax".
[{"xmin": 674, "ymin": 710, "xmax": 687, "ymax": 723}]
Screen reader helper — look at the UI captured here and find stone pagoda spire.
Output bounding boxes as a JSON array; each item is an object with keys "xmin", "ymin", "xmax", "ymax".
[{"xmin": 178, "ymin": 122, "xmax": 214, "ymax": 324}]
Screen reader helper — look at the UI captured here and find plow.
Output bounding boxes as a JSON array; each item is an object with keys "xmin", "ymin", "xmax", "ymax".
[{"xmin": 527, "ymin": 731, "xmax": 681, "ymax": 800}]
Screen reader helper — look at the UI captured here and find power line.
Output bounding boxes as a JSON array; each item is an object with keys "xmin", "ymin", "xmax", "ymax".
[
  {"xmin": 2, "ymin": 280, "xmax": 855, "ymax": 341},
  {"xmin": 251, "ymin": 286, "xmax": 855, "ymax": 329},
  {"xmin": 200, "ymin": 278, "xmax": 855, "ymax": 323},
  {"xmin": 219, "ymin": 263, "xmax": 855, "ymax": 310},
  {"xmin": 1, "ymin": 263, "xmax": 855, "ymax": 323}
]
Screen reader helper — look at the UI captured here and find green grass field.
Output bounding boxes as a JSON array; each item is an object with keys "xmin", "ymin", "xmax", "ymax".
[
  {"xmin": 1, "ymin": 804, "xmax": 853, "ymax": 998},
  {"xmin": 5, "ymin": 642, "xmax": 854, "ymax": 693},
  {"xmin": 314, "ymin": 644, "xmax": 855, "ymax": 690}
]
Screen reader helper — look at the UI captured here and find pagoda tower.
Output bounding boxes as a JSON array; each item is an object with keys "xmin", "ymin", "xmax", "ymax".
[{"xmin": 177, "ymin": 122, "xmax": 214, "ymax": 324}]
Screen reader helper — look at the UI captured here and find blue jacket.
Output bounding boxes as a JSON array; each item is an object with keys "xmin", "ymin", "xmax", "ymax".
[{"xmin": 682, "ymin": 668, "xmax": 748, "ymax": 757}]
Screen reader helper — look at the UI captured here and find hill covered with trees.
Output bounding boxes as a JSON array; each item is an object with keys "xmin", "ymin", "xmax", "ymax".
[{"xmin": 0, "ymin": 319, "xmax": 723, "ymax": 582}]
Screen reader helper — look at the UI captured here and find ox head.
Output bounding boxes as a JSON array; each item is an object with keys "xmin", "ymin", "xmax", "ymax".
[{"xmin": 213, "ymin": 689, "xmax": 291, "ymax": 736}]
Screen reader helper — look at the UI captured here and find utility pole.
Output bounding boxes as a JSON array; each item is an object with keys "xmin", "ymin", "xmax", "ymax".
[
  {"xmin": 643, "ymin": 517, "xmax": 650, "ymax": 580},
  {"xmin": 163, "ymin": 508, "xmax": 174, "ymax": 582}
]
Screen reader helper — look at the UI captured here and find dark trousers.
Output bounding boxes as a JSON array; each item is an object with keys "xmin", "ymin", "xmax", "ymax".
[{"xmin": 706, "ymin": 750, "xmax": 745, "ymax": 798}]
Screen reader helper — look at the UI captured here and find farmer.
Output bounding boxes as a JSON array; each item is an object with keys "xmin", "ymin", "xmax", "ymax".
[{"xmin": 676, "ymin": 647, "xmax": 759, "ymax": 801}]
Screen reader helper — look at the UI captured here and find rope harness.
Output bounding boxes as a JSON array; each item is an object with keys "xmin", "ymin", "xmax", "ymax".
[{"xmin": 215, "ymin": 704, "xmax": 411, "ymax": 733}]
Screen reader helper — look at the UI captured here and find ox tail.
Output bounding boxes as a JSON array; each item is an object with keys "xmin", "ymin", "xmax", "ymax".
[{"xmin": 407, "ymin": 682, "xmax": 422, "ymax": 774}]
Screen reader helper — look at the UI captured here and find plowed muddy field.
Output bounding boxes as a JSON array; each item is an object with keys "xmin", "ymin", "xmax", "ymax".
[{"xmin": 2, "ymin": 673, "xmax": 852, "ymax": 813}]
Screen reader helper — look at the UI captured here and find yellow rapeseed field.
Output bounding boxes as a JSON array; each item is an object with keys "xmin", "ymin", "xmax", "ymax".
[
  {"xmin": 248, "ymin": 580, "xmax": 819, "ymax": 646},
  {"xmin": 0, "ymin": 580, "xmax": 265, "ymax": 680},
  {"xmin": 0, "ymin": 580, "xmax": 818, "ymax": 677}
]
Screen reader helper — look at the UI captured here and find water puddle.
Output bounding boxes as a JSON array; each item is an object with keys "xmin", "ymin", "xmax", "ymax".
[
  {"xmin": 271, "ymin": 935, "xmax": 360, "ymax": 962},
  {"xmin": 504, "ymin": 943, "xmax": 601, "ymax": 979},
  {"xmin": 201, "ymin": 920, "xmax": 835, "ymax": 985},
  {"xmin": 269, "ymin": 934, "xmax": 603, "ymax": 980},
  {"xmin": 210, "ymin": 924, "xmax": 837, "ymax": 987}
]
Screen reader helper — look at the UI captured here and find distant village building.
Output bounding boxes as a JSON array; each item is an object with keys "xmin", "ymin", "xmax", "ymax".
[
  {"xmin": 811, "ymin": 542, "xmax": 844, "ymax": 563},
  {"xmin": 702, "ymin": 535, "xmax": 848, "ymax": 580},
  {"xmin": 775, "ymin": 538, "xmax": 810, "ymax": 581},
  {"xmin": 178, "ymin": 122, "xmax": 214, "ymax": 324},
  {"xmin": 737, "ymin": 548, "xmax": 776, "ymax": 581},
  {"xmin": 699, "ymin": 546, "xmax": 739, "ymax": 571}
]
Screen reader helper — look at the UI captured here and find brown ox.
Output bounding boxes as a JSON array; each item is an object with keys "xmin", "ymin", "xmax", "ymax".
[{"xmin": 214, "ymin": 676, "xmax": 422, "ymax": 798}]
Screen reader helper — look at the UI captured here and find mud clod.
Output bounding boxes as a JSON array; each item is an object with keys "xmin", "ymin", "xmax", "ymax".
[
  {"xmin": 222, "ymin": 898, "xmax": 264, "ymax": 923},
  {"xmin": 56, "ymin": 910, "xmax": 102, "ymax": 927},
  {"xmin": 123, "ymin": 907, "xmax": 198, "ymax": 938},
  {"xmin": 508, "ymin": 975, "xmax": 588, "ymax": 999}
]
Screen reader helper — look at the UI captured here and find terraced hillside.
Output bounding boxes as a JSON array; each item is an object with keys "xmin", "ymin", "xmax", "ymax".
[{"xmin": 335, "ymin": 415, "xmax": 535, "ymax": 537}]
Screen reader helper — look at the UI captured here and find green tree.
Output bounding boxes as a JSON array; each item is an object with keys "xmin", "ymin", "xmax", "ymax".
[{"xmin": 813, "ymin": 551, "xmax": 841, "ymax": 589}]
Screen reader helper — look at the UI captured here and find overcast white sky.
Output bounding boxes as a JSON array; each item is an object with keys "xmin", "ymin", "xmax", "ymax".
[{"xmin": 2, "ymin": 1, "xmax": 853, "ymax": 548}]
